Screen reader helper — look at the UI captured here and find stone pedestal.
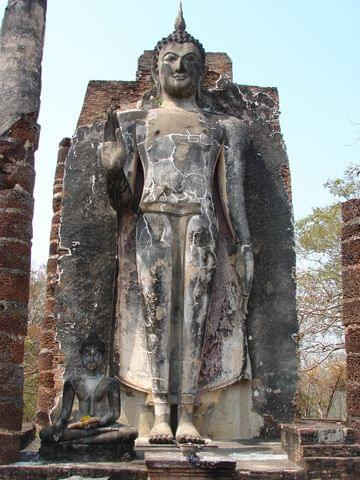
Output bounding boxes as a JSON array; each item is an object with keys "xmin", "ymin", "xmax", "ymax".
[
  {"xmin": 145, "ymin": 451, "xmax": 236, "ymax": 480},
  {"xmin": 281, "ymin": 421, "xmax": 360, "ymax": 479},
  {"xmin": 39, "ymin": 440, "xmax": 136, "ymax": 462}
]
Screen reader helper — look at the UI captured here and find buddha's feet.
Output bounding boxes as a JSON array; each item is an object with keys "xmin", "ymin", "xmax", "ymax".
[
  {"xmin": 175, "ymin": 421, "xmax": 204, "ymax": 444},
  {"xmin": 149, "ymin": 421, "xmax": 174, "ymax": 444}
]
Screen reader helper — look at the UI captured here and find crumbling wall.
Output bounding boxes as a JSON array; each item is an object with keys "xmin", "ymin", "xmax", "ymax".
[{"xmin": 36, "ymin": 139, "xmax": 71, "ymax": 426}]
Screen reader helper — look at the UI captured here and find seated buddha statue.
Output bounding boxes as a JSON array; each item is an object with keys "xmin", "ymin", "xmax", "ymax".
[{"xmin": 40, "ymin": 330, "xmax": 137, "ymax": 445}]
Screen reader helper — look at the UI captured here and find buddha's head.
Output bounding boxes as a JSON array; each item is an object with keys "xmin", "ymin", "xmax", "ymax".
[
  {"xmin": 152, "ymin": 4, "xmax": 206, "ymax": 102},
  {"xmin": 80, "ymin": 331, "xmax": 106, "ymax": 375}
]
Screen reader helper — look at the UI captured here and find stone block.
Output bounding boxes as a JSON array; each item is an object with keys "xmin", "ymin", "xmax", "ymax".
[
  {"xmin": 19, "ymin": 424, "xmax": 36, "ymax": 451},
  {"xmin": 305, "ymin": 456, "xmax": 359, "ymax": 479},
  {"xmin": 0, "ymin": 188, "xmax": 33, "ymax": 212},
  {"xmin": 38, "ymin": 370, "xmax": 55, "ymax": 389},
  {"xmin": 345, "ymin": 324, "xmax": 360, "ymax": 353},
  {"xmin": 0, "ymin": 432, "xmax": 20, "ymax": 465},
  {"xmin": 342, "ymin": 266, "xmax": 360, "ymax": 299},
  {"xmin": 46, "ymin": 281, "xmax": 56, "ymax": 299},
  {"xmin": 0, "ymin": 399, "xmax": 23, "ymax": 431},
  {"xmin": 49, "ymin": 239, "xmax": 59, "ymax": 255},
  {"xmin": 37, "ymin": 351, "xmax": 54, "ymax": 371},
  {"xmin": 0, "ymin": 363, "xmax": 23, "ymax": 395},
  {"xmin": 3, "ymin": 164, "xmax": 35, "ymax": 193},
  {"xmin": 0, "ymin": 211, "xmax": 32, "ymax": 241},
  {"xmin": 51, "ymin": 213, "xmax": 61, "ymax": 227},
  {"xmin": 49, "ymin": 222, "xmax": 60, "ymax": 242},
  {"xmin": 37, "ymin": 386, "xmax": 56, "ymax": 410},
  {"xmin": 0, "ymin": 240, "xmax": 31, "ymax": 271},
  {"xmin": 41, "ymin": 315, "xmax": 55, "ymax": 330},
  {"xmin": 342, "ymin": 221, "xmax": 360, "ymax": 241},
  {"xmin": 39, "ymin": 441, "xmax": 136, "ymax": 463},
  {"xmin": 342, "ymin": 298, "xmax": 360, "ymax": 325},
  {"xmin": 0, "ymin": 331, "xmax": 24, "ymax": 363},
  {"xmin": 46, "ymin": 257, "xmax": 58, "ymax": 276},
  {"xmin": 347, "ymin": 354, "xmax": 360, "ymax": 383},
  {"xmin": 40, "ymin": 329, "xmax": 56, "ymax": 349},
  {"xmin": 342, "ymin": 199, "xmax": 360, "ymax": 223},
  {"xmin": 44, "ymin": 297, "xmax": 55, "ymax": 316},
  {"xmin": 301, "ymin": 443, "xmax": 360, "ymax": 458},
  {"xmin": 346, "ymin": 381, "xmax": 360, "ymax": 417},
  {"xmin": 0, "ymin": 271, "xmax": 29, "ymax": 303},
  {"xmin": 0, "ymin": 301, "xmax": 27, "ymax": 335},
  {"xmin": 342, "ymin": 238, "xmax": 360, "ymax": 266},
  {"xmin": 145, "ymin": 451, "xmax": 236, "ymax": 480}
]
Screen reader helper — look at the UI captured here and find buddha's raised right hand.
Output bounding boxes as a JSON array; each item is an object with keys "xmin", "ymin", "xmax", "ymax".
[{"xmin": 100, "ymin": 107, "xmax": 127, "ymax": 175}]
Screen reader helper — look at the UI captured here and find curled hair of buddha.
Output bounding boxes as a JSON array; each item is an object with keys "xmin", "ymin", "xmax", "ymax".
[
  {"xmin": 153, "ymin": 3, "xmax": 206, "ymax": 69},
  {"xmin": 80, "ymin": 330, "xmax": 106, "ymax": 355}
]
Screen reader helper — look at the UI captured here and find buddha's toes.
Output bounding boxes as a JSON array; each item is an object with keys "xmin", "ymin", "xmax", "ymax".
[
  {"xmin": 175, "ymin": 422, "xmax": 204, "ymax": 444},
  {"xmin": 149, "ymin": 421, "xmax": 174, "ymax": 444}
]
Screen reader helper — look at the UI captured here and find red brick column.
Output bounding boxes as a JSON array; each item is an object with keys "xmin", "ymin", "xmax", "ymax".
[
  {"xmin": 0, "ymin": 117, "xmax": 38, "ymax": 462},
  {"xmin": 0, "ymin": 0, "xmax": 46, "ymax": 463},
  {"xmin": 36, "ymin": 139, "xmax": 71, "ymax": 427},
  {"xmin": 342, "ymin": 199, "xmax": 360, "ymax": 436}
]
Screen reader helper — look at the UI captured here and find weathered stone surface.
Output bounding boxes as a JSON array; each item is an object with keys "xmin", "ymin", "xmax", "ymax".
[
  {"xmin": 281, "ymin": 421, "xmax": 359, "ymax": 479},
  {"xmin": 0, "ymin": 432, "xmax": 20, "ymax": 466},
  {"xmin": 0, "ymin": 463, "xmax": 146, "ymax": 480},
  {"xmin": 0, "ymin": 440, "xmax": 310, "ymax": 480},
  {"xmin": 37, "ymin": 51, "xmax": 297, "ymax": 439},
  {"xmin": 55, "ymin": 123, "xmax": 117, "ymax": 378},
  {"xmin": 145, "ymin": 451, "xmax": 236, "ymax": 479},
  {"xmin": 0, "ymin": 0, "xmax": 47, "ymax": 136},
  {"xmin": 39, "ymin": 441, "xmax": 136, "ymax": 462}
]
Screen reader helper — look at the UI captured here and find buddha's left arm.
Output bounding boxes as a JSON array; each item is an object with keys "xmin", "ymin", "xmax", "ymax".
[
  {"xmin": 99, "ymin": 379, "xmax": 121, "ymax": 426},
  {"xmin": 217, "ymin": 117, "xmax": 253, "ymax": 298}
]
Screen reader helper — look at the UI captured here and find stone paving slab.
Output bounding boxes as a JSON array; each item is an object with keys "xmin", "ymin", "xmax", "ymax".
[{"xmin": 0, "ymin": 440, "xmax": 306, "ymax": 480}]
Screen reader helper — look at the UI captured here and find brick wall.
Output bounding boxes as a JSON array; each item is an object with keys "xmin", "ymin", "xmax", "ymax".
[
  {"xmin": 77, "ymin": 51, "xmax": 233, "ymax": 126},
  {"xmin": 36, "ymin": 139, "xmax": 71, "ymax": 426}
]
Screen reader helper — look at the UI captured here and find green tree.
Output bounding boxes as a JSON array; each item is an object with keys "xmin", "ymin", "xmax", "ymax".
[
  {"xmin": 296, "ymin": 164, "xmax": 359, "ymax": 418},
  {"xmin": 23, "ymin": 265, "xmax": 46, "ymax": 423}
]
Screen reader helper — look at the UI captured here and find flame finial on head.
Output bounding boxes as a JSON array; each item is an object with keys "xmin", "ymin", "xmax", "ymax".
[
  {"xmin": 80, "ymin": 329, "xmax": 106, "ymax": 355},
  {"xmin": 175, "ymin": 2, "xmax": 186, "ymax": 32},
  {"xmin": 153, "ymin": 2, "xmax": 206, "ymax": 68}
]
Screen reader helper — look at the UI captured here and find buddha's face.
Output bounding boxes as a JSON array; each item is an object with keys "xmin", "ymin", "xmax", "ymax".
[
  {"xmin": 82, "ymin": 346, "xmax": 103, "ymax": 375},
  {"xmin": 157, "ymin": 42, "xmax": 203, "ymax": 99}
]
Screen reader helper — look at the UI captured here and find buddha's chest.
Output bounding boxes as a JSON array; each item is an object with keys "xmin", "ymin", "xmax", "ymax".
[
  {"xmin": 76, "ymin": 379, "xmax": 106, "ymax": 403},
  {"xmin": 136, "ymin": 110, "xmax": 223, "ymax": 170}
]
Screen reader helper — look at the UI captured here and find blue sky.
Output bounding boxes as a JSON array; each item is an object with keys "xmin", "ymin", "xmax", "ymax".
[{"xmin": 1, "ymin": 0, "xmax": 359, "ymax": 268}]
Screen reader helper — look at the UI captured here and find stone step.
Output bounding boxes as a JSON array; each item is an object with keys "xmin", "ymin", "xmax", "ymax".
[
  {"xmin": 0, "ymin": 460, "xmax": 307, "ymax": 480},
  {"xmin": 304, "ymin": 456, "xmax": 360, "ymax": 480},
  {"xmin": 235, "ymin": 458, "xmax": 305, "ymax": 479},
  {"xmin": 282, "ymin": 422, "xmax": 357, "ymax": 446},
  {"xmin": 0, "ymin": 462, "xmax": 146, "ymax": 480},
  {"xmin": 0, "ymin": 441, "xmax": 307, "ymax": 479},
  {"xmin": 302, "ymin": 443, "xmax": 360, "ymax": 458}
]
